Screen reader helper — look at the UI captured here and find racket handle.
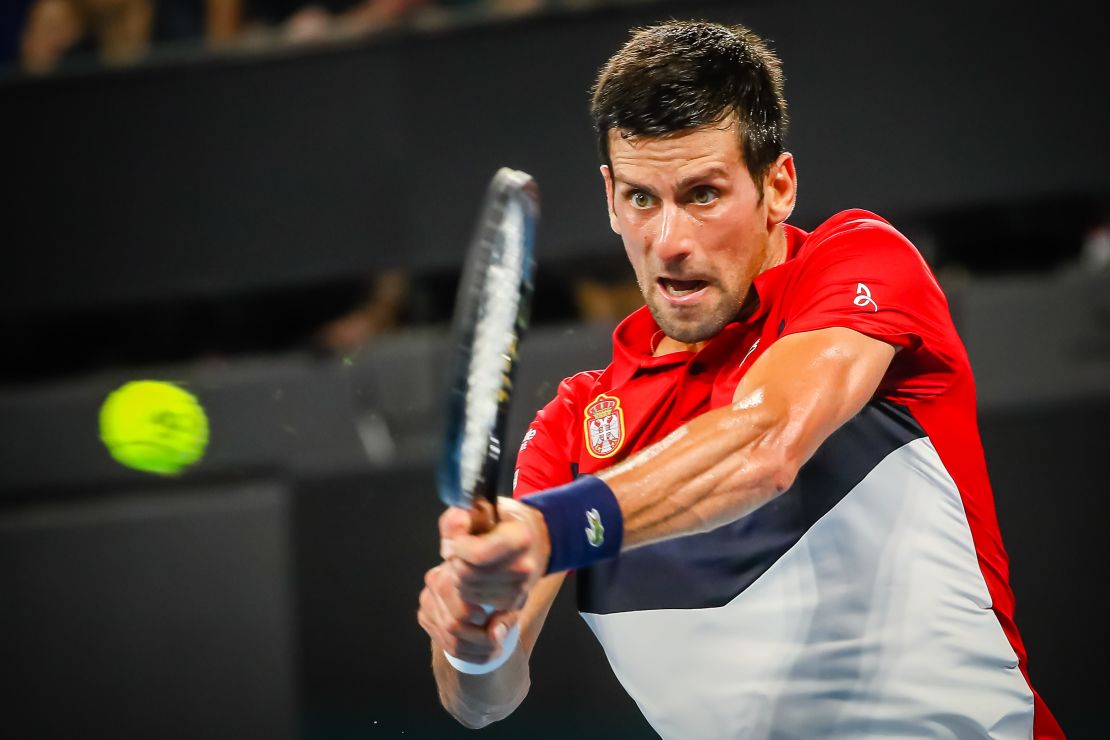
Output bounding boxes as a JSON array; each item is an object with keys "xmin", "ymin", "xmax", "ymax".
[{"xmin": 443, "ymin": 605, "xmax": 520, "ymax": 675}]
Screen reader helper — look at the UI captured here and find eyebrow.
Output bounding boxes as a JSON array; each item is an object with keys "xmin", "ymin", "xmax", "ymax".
[{"xmin": 615, "ymin": 165, "xmax": 731, "ymax": 194}]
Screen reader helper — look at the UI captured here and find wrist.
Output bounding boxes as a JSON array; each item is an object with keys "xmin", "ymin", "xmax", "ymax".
[
  {"xmin": 519, "ymin": 475, "xmax": 623, "ymax": 574},
  {"xmin": 496, "ymin": 496, "xmax": 552, "ymax": 578}
]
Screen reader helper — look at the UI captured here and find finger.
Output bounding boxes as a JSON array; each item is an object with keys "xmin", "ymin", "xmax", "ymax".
[
  {"xmin": 425, "ymin": 565, "xmax": 488, "ymax": 625},
  {"xmin": 448, "ymin": 558, "xmax": 532, "ymax": 587},
  {"xmin": 449, "ymin": 557, "xmax": 534, "ymax": 607},
  {"xmin": 418, "ymin": 604, "xmax": 491, "ymax": 663},
  {"xmin": 445, "ymin": 559, "xmax": 530, "ymax": 609},
  {"xmin": 439, "ymin": 506, "xmax": 473, "ymax": 541},
  {"xmin": 417, "ymin": 592, "xmax": 450, "ymax": 647},
  {"xmin": 428, "ymin": 578, "xmax": 497, "ymax": 648},
  {"xmin": 447, "ymin": 521, "xmax": 532, "ymax": 568},
  {"xmin": 455, "ymin": 573, "xmax": 527, "ymax": 611},
  {"xmin": 421, "ymin": 585, "xmax": 498, "ymax": 659},
  {"xmin": 438, "ymin": 566, "xmax": 489, "ymax": 625},
  {"xmin": 487, "ymin": 609, "xmax": 520, "ymax": 646},
  {"xmin": 449, "ymin": 554, "xmax": 533, "ymax": 579}
]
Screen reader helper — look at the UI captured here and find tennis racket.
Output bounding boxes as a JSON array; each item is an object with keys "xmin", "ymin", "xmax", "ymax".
[{"xmin": 437, "ymin": 168, "xmax": 539, "ymax": 674}]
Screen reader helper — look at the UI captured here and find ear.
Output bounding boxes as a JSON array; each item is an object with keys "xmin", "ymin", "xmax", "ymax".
[
  {"xmin": 600, "ymin": 165, "xmax": 620, "ymax": 235},
  {"xmin": 763, "ymin": 152, "xmax": 797, "ymax": 227}
]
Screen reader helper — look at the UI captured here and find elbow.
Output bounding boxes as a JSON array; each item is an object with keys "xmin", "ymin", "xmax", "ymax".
[
  {"xmin": 763, "ymin": 423, "xmax": 804, "ymax": 496},
  {"xmin": 453, "ymin": 712, "xmax": 496, "ymax": 731},
  {"xmin": 442, "ymin": 677, "xmax": 531, "ymax": 730},
  {"xmin": 769, "ymin": 462, "xmax": 798, "ymax": 495},
  {"xmin": 758, "ymin": 447, "xmax": 800, "ymax": 498}
]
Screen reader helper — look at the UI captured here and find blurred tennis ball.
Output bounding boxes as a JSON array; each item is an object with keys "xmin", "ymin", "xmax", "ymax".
[{"xmin": 99, "ymin": 380, "xmax": 209, "ymax": 476}]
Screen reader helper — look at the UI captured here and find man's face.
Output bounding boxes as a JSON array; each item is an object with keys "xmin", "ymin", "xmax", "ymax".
[{"xmin": 602, "ymin": 120, "xmax": 793, "ymax": 345}]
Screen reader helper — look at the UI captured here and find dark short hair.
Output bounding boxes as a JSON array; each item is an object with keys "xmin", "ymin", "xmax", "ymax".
[{"xmin": 590, "ymin": 20, "xmax": 789, "ymax": 189}]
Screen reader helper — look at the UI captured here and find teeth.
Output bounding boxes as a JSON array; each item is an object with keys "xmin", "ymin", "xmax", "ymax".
[{"xmin": 662, "ymin": 279, "xmax": 705, "ymax": 297}]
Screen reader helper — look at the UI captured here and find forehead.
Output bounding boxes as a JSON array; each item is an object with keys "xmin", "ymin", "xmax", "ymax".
[{"xmin": 607, "ymin": 119, "xmax": 745, "ymax": 181}]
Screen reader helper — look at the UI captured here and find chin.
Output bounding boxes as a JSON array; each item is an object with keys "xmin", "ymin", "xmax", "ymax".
[
  {"xmin": 651, "ymin": 311, "xmax": 724, "ymax": 344},
  {"xmin": 648, "ymin": 297, "xmax": 741, "ymax": 345}
]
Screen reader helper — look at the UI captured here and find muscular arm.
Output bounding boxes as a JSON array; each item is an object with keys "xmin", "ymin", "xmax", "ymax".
[
  {"xmin": 608, "ymin": 326, "xmax": 896, "ymax": 549},
  {"xmin": 448, "ymin": 326, "xmax": 896, "ymax": 571},
  {"xmin": 432, "ymin": 326, "xmax": 894, "ymax": 725},
  {"xmin": 419, "ymin": 503, "xmax": 566, "ymax": 727}
]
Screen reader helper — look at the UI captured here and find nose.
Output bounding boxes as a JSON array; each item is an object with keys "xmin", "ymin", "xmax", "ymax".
[{"xmin": 649, "ymin": 202, "xmax": 694, "ymax": 265}]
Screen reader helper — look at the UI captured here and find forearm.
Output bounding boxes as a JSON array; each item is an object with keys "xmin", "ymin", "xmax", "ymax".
[
  {"xmin": 523, "ymin": 330, "xmax": 895, "ymax": 559},
  {"xmin": 601, "ymin": 396, "xmax": 798, "ymax": 550},
  {"xmin": 425, "ymin": 570, "xmax": 564, "ymax": 727},
  {"xmin": 431, "ymin": 644, "xmax": 530, "ymax": 728}
]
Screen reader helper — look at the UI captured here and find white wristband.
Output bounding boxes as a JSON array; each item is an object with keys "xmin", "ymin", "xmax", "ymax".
[{"xmin": 443, "ymin": 605, "xmax": 520, "ymax": 675}]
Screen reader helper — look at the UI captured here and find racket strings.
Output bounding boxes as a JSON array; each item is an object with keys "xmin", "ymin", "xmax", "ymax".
[{"xmin": 459, "ymin": 200, "xmax": 525, "ymax": 498}]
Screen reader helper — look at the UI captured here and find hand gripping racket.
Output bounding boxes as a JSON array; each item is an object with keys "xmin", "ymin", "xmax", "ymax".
[{"xmin": 437, "ymin": 168, "xmax": 538, "ymax": 674}]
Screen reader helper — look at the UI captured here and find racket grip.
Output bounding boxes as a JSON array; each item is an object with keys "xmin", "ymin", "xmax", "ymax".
[{"xmin": 443, "ymin": 605, "xmax": 520, "ymax": 675}]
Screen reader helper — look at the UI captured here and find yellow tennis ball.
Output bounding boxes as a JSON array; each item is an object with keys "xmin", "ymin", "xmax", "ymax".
[{"xmin": 99, "ymin": 380, "xmax": 209, "ymax": 476}]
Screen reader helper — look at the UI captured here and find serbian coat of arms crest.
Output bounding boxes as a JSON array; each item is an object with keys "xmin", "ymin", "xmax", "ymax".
[{"xmin": 584, "ymin": 393, "xmax": 625, "ymax": 459}]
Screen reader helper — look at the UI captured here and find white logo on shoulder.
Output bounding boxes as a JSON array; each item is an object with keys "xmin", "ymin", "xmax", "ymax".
[{"xmin": 853, "ymin": 282, "xmax": 878, "ymax": 312}]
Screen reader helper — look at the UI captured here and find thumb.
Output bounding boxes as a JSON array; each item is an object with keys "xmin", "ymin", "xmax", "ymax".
[
  {"xmin": 488, "ymin": 610, "xmax": 520, "ymax": 646},
  {"xmin": 439, "ymin": 506, "xmax": 472, "ymax": 540}
]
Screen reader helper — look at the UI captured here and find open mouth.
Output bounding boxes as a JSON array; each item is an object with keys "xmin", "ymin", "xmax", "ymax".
[{"xmin": 657, "ymin": 277, "xmax": 709, "ymax": 303}]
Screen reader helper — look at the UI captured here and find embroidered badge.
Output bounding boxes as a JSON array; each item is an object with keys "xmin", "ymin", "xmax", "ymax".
[{"xmin": 584, "ymin": 393, "xmax": 625, "ymax": 459}]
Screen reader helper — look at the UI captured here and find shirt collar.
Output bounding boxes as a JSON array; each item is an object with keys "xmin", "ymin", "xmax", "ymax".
[
  {"xmin": 610, "ymin": 306, "xmax": 686, "ymax": 386},
  {"xmin": 746, "ymin": 223, "xmax": 807, "ymax": 323}
]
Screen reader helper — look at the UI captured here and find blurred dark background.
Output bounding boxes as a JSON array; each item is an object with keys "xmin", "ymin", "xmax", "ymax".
[{"xmin": 1, "ymin": 0, "xmax": 1107, "ymax": 737}]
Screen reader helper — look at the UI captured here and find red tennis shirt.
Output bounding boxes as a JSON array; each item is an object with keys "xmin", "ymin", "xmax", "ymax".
[{"xmin": 513, "ymin": 209, "xmax": 1062, "ymax": 739}]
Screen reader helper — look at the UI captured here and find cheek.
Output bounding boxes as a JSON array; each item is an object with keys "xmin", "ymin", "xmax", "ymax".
[
  {"xmin": 623, "ymin": 241, "xmax": 646, "ymax": 282},
  {"xmin": 705, "ymin": 224, "xmax": 763, "ymax": 291}
]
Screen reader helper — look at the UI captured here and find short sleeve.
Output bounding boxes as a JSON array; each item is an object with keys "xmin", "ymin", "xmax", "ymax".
[
  {"xmin": 780, "ymin": 216, "xmax": 963, "ymax": 398},
  {"xmin": 512, "ymin": 375, "xmax": 588, "ymax": 497}
]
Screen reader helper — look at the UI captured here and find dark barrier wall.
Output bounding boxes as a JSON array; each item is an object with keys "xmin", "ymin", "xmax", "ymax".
[
  {"xmin": 4, "ymin": 0, "xmax": 1109, "ymax": 315},
  {"xmin": 2, "ymin": 0, "xmax": 1109, "ymax": 737}
]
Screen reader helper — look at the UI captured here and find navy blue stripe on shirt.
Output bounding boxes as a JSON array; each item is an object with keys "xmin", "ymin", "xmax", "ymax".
[{"xmin": 577, "ymin": 400, "xmax": 926, "ymax": 614}]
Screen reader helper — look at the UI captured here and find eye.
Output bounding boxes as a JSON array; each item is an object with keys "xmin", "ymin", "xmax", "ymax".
[
  {"xmin": 690, "ymin": 186, "xmax": 718, "ymax": 205},
  {"xmin": 629, "ymin": 191, "xmax": 654, "ymax": 209}
]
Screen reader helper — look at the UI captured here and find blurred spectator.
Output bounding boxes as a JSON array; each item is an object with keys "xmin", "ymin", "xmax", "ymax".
[
  {"xmin": 573, "ymin": 276, "xmax": 642, "ymax": 324},
  {"xmin": 16, "ymin": 0, "xmax": 550, "ymax": 73},
  {"xmin": 19, "ymin": 0, "xmax": 242, "ymax": 74},
  {"xmin": 315, "ymin": 269, "xmax": 411, "ymax": 353},
  {"xmin": 1079, "ymin": 222, "xmax": 1110, "ymax": 272},
  {"xmin": 280, "ymin": 0, "xmax": 429, "ymax": 41},
  {"xmin": 274, "ymin": 0, "xmax": 542, "ymax": 43},
  {"xmin": 21, "ymin": 0, "xmax": 152, "ymax": 73}
]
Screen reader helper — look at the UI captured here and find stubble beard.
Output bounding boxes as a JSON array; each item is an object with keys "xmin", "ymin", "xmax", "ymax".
[{"xmin": 643, "ymin": 285, "xmax": 745, "ymax": 345}]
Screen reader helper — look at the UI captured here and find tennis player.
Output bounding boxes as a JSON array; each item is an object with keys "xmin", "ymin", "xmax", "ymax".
[{"xmin": 417, "ymin": 20, "xmax": 1063, "ymax": 738}]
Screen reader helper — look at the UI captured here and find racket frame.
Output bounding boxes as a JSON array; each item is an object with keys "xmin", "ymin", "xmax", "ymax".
[{"xmin": 437, "ymin": 168, "xmax": 539, "ymax": 521}]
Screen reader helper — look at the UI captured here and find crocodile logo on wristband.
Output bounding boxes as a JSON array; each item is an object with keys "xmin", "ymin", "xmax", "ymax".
[{"xmin": 585, "ymin": 508, "xmax": 605, "ymax": 547}]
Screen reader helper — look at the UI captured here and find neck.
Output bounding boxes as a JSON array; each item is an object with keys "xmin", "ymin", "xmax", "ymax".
[
  {"xmin": 654, "ymin": 333, "xmax": 704, "ymax": 356},
  {"xmin": 762, "ymin": 223, "xmax": 788, "ymax": 273},
  {"xmin": 733, "ymin": 224, "xmax": 788, "ymax": 324}
]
